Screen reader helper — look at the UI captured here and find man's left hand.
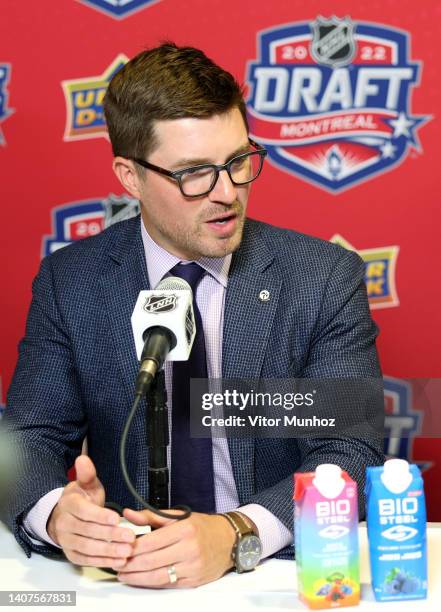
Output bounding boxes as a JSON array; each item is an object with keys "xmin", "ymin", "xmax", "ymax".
[{"xmin": 114, "ymin": 507, "xmax": 236, "ymax": 588}]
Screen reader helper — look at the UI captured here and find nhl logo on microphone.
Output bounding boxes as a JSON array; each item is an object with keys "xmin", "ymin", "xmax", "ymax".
[{"xmin": 143, "ymin": 294, "xmax": 177, "ymax": 314}]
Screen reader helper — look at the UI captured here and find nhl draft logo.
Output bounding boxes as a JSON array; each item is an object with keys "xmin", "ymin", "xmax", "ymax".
[
  {"xmin": 42, "ymin": 194, "xmax": 140, "ymax": 256},
  {"xmin": 383, "ymin": 376, "xmax": 430, "ymax": 471},
  {"xmin": 331, "ymin": 234, "xmax": 399, "ymax": 309},
  {"xmin": 246, "ymin": 17, "xmax": 431, "ymax": 193},
  {"xmin": 0, "ymin": 64, "xmax": 13, "ymax": 145},
  {"xmin": 76, "ymin": 0, "xmax": 161, "ymax": 19},
  {"xmin": 143, "ymin": 295, "xmax": 177, "ymax": 314},
  {"xmin": 62, "ymin": 55, "xmax": 128, "ymax": 141}
]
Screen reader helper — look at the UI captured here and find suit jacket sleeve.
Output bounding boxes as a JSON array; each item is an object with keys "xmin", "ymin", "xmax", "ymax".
[
  {"xmin": 0, "ymin": 256, "xmax": 87, "ymax": 557},
  {"xmin": 246, "ymin": 248, "xmax": 384, "ymax": 559}
]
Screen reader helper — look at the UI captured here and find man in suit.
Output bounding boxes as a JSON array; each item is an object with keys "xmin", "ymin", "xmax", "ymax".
[{"xmin": 1, "ymin": 43, "xmax": 383, "ymax": 588}]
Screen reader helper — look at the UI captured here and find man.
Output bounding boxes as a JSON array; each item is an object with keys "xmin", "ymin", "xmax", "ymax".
[{"xmin": 1, "ymin": 43, "xmax": 383, "ymax": 588}]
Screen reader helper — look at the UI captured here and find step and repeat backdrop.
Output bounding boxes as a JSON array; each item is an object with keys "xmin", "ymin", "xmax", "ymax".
[{"xmin": 1, "ymin": 1, "xmax": 440, "ymax": 516}]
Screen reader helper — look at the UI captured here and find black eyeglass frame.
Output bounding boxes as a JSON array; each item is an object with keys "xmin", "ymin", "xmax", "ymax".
[{"xmin": 129, "ymin": 138, "xmax": 267, "ymax": 197}]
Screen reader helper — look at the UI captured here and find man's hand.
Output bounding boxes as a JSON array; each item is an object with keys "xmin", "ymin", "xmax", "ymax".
[
  {"xmin": 115, "ymin": 507, "xmax": 236, "ymax": 588},
  {"xmin": 46, "ymin": 456, "xmax": 135, "ymax": 568}
]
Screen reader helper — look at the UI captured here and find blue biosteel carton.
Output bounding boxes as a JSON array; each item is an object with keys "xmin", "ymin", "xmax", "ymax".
[{"xmin": 365, "ymin": 459, "xmax": 427, "ymax": 601}]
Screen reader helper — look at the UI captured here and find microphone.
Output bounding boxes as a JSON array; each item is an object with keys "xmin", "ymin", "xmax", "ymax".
[{"xmin": 131, "ymin": 276, "xmax": 196, "ymax": 395}]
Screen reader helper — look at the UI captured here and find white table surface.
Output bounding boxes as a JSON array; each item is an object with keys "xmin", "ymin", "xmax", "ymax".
[{"xmin": 1, "ymin": 521, "xmax": 440, "ymax": 611}]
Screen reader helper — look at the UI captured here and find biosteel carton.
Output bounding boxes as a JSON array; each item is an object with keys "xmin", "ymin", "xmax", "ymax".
[
  {"xmin": 294, "ymin": 464, "xmax": 360, "ymax": 609},
  {"xmin": 365, "ymin": 459, "xmax": 427, "ymax": 601}
]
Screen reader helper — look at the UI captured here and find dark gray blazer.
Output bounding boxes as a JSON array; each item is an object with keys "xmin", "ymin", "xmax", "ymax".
[{"xmin": 1, "ymin": 216, "xmax": 383, "ymax": 559}]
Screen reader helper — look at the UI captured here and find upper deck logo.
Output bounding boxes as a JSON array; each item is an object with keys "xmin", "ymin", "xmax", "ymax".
[
  {"xmin": 62, "ymin": 55, "xmax": 128, "ymax": 141},
  {"xmin": 77, "ymin": 0, "xmax": 161, "ymax": 19},
  {"xmin": 331, "ymin": 234, "xmax": 399, "ymax": 309},
  {"xmin": 246, "ymin": 17, "xmax": 431, "ymax": 193},
  {"xmin": 0, "ymin": 64, "xmax": 13, "ymax": 145}
]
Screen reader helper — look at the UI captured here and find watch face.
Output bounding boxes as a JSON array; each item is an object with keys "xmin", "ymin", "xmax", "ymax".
[{"xmin": 237, "ymin": 535, "xmax": 262, "ymax": 571}]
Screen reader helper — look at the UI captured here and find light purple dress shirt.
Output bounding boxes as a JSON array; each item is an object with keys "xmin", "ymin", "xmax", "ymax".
[{"xmin": 23, "ymin": 218, "xmax": 292, "ymax": 558}]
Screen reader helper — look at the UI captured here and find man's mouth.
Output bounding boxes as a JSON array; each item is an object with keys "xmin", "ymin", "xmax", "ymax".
[
  {"xmin": 205, "ymin": 212, "xmax": 240, "ymax": 236},
  {"xmin": 207, "ymin": 213, "xmax": 237, "ymax": 225}
]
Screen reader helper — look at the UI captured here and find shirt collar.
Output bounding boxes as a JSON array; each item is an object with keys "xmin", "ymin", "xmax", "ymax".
[{"xmin": 140, "ymin": 217, "xmax": 231, "ymax": 289}]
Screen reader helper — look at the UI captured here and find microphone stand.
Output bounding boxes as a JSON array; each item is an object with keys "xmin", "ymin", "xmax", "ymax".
[
  {"xmin": 100, "ymin": 369, "xmax": 169, "ymax": 575},
  {"xmin": 145, "ymin": 369, "xmax": 169, "ymax": 509}
]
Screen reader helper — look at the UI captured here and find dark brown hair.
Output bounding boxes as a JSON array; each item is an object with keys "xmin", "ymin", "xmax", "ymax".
[{"xmin": 103, "ymin": 42, "xmax": 248, "ymax": 160}]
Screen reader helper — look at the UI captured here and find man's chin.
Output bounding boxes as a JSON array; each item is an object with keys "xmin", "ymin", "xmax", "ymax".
[
  {"xmin": 201, "ymin": 217, "xmax": 245, "ymax": 257},
  {"xmin": 201, "ymin": 231, "xmax": 244, "ymax": 258}
]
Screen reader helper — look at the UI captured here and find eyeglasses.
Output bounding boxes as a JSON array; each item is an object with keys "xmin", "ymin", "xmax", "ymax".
[{"xmin": 130, "ymin": 138, "xmax": 267, "ymax": 198}]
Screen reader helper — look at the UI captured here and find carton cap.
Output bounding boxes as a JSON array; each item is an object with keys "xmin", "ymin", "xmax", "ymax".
[
  {"xmin": 313, "ymin": 463, "xmax": 345, "ymax": 499},
  {"xmin": 381, "ymin": 459, "xmax": 413, "ymax": 493},
  {"xmin": 294, "ymin": 468, "xmax": 354, "ymax": 501}
]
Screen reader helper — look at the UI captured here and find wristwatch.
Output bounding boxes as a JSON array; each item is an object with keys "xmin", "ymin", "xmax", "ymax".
[{"xmin": 221, "ymin": 511, "xmax": 262, "ymax": 573}]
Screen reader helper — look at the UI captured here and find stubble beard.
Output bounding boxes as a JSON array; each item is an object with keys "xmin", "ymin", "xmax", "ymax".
[
  {"xmin": 187, "ymin": 204, "xmax": 246, "ymax": 259},
  {"xmin": 154, "ymin": 202, "xmax": 246, "ymax": 260}
]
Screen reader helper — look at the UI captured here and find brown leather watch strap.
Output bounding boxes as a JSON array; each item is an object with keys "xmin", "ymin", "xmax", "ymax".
[{"xmin": 222, "ymin": 511, "xmax": 255, "ymax": 536}]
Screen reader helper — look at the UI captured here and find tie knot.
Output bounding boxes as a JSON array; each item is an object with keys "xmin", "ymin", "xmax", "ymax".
[{"xmin": 169, "ymin": 262, "xmax": 206, "ymax": 293}]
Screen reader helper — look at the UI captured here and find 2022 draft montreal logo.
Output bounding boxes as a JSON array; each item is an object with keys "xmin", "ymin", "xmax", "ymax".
[{"xmin": 246, "ymin": 16, "xmax": 431, "ymax": 193}]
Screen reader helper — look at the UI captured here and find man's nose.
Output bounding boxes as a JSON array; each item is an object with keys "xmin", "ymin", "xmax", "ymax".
[{"xmin": 208, "ymin": 169, "xmax": 237, "ymax": 205}]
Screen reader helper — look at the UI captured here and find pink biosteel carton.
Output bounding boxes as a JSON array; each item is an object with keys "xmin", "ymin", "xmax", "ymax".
[{"xmin": 294, "ymin": 464, "xmax": 360, "ymax": 609}]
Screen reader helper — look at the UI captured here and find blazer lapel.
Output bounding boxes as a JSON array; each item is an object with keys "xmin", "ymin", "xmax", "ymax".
[
  {"xmin": 223, "ymin": 220, "xmax": 282, "ymax": 504},
  {"xmin": 99, "ymin": 217, "xmax": 150, "ymax": 504},
  {"xmin": 99, "ymin": 216, "xmax": 150, "ymax": 400}
]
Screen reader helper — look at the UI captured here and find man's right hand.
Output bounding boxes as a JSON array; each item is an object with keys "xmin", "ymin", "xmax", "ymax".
[{"xmin": 46, "ymin": 455, "xmax": 135, "ymax": 568}]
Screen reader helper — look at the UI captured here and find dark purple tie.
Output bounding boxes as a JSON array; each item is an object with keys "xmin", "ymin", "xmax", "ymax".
[{"xmin": 170, "ymin": 262, "xmax": 215, "ymax": 513}]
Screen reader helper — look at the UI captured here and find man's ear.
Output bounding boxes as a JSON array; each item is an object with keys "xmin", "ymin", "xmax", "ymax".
[{"xmin": 112, "ymin": 157, "xmax": 143, "ymax": 199}]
